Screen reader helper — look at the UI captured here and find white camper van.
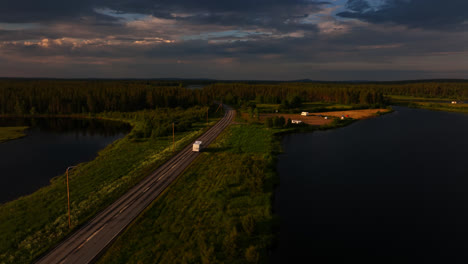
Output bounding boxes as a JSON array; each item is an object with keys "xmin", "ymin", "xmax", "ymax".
[{"xmin": 193, "ymin": 141, "xmax": 203, "ymax": 152}]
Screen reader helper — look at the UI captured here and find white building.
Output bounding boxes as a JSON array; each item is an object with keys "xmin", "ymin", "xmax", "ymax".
[
  {"xmin": 292, "ymin": 120, "xmax": 303, "ymax": 124},
  {"xmin": 301, "ymin": 112, "xmax": 309, "ymax": 116}
]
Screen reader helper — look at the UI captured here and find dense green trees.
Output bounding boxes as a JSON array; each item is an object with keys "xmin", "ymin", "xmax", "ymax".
[
  {"xmin": 208, "ymin": 82, "xmax": 467, "ymax": 106},
  {"xmin": 0, "ymin": 79, "xmax": 466, "ymax": 115},
  {"xmin": 0, "ymin": 80, "xmax": 207, "ymax": 114}
]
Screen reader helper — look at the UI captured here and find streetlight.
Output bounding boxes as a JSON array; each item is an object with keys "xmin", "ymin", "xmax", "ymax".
[{"xmin": 66, "ymin": 166, "xmax": 76, "ymax": 229}]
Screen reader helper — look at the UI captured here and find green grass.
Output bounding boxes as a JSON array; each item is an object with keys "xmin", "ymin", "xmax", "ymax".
[
  {"xmin": 0, "ymin": 126, "xmax": 28, "ymax": 143},
  {"xmin": 256, "ymin": 102, "xmax": 356, "ymax": 114},
  {"xmin": 388, "ymin": 95, "xmax": 468, "ymax": 113},
  {"xmin": 412, "ymin": 102, "xmax": 468, "ymax": 113},
  {"xmin": 0, "ymin": 110, "xmax": 220, "ymax": 264},
  {"xmin": 301, "ymin": 102, "xmax": 354, "ymax": 112},
  {"xmin": 98, "ymin": 124, "xmax": 280, "ymax": 264},
  {"xmin": 388, "ymin": 95, "xmax": 454, "ymax": 102}
]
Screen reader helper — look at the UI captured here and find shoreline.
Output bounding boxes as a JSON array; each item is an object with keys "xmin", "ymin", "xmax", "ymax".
[
  {"xmin": 267, "ymin": 106, "xmax": 395, "ymax": 256},
  {"xmin": 268, "ymin": 105, "xmax": 468, "ymax": 263},
  {"xmin": 0, "ymin": 107, "xmax": 220, "ymax": 264},
  {"xmin": 0, "ymin": 126, "xmax": 29, "ymax": 143}
]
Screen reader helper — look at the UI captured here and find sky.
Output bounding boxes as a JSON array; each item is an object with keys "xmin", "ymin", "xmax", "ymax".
[{"xmin": 0, "ymin": 0, "xmax": 467, "ymax": 80}]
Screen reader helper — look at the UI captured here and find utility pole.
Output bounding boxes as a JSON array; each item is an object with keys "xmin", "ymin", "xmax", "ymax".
[
  {"xmin": 172, "ymin": 122, "xmax": 175, "ymax": 152},
  {"xmin": 206, "ymin": 108, "xmax": 209, "ymax": 124},
  {"xmin": 66, "ymin": 166, "xmax": 76, "ymax": 229}
]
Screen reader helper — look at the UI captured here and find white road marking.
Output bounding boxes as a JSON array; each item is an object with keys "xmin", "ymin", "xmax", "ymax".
[
  {"xmin": 119, "ymin": 204, "xmax": 130, "ymax": 214},
  {"xmin": 75, "ymin": 224, "xmax": 106, "ymax": 251}
]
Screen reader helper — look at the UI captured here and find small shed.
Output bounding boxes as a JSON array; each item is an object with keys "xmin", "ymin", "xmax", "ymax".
[
  {"xmin": 292, "ymin": 120, "xmax": 303, "ymax": 124},
  {"xmin": 301, "ymin": 112, "xmax": 309, "ymax": 116},
  {"xmin": 341, "ymin": 115, "xmax": 345, "ymax": 120},
  {"xmin": 193, "ymin": 141, "xmax": 203, "ymax": 152},
  {"xmin": 324, "ymin": 116, "xmax": 328, "ymax": 120}
]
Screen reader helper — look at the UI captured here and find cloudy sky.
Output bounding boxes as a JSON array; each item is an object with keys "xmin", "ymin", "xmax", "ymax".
[{"xmin": 0, "ymin": 0, "xmax": 467, "ymax": 80}]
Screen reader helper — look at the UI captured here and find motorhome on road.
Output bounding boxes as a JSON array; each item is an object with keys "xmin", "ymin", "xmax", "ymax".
[{"xmin": 193, "ymin": 141, "xmax": 203, "ymax": 152}]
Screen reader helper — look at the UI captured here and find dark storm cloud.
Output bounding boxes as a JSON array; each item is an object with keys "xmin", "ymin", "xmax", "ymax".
[
  {"xmin": 0, "ymin": 0, "xmax": 329, "ymax": 26},
  {"xmin": 0, "ymin": 0, "xmax": 116, "ymax": 23},
  {"xmin": 345, "ymin": 0, "xmax": 371, "ymax": 12},
  {"xmin": 108, "ymin": 0, "xmax": 328, "ymax": 32},
  {"xmin": 103, "ymin": 0, "xmax": 329, "ymax": 15},
  {"xmin": 0, "ymin": 0, "xmax": 466, "ymax": 80},
  {"xmin": 337, "ymin": 0, "xmax": 468, "ymax": 30}
]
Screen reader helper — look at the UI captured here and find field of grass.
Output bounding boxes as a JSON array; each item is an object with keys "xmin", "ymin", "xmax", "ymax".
[
  {"xmin": 98, "ymin": 123, "xmax": 281, "ymax": 264},
  {"xmin": 0, "ymin": 126, "xmax": 28, "ymax": 143},
  {"xmin": 256, "ymin": 102, "xmax": 356, "ymax": 114},
  {"xmin": 0, "ymin": 109, "xmax": 220, "ymax": 264},
  {"xmin": 301, "ymin": 102, "xmax": 354, "ymax": 112},
  {"xmin": 388, "ymin": 95, "xmax": 454, "ymax": 102},
  {"xmin": 411, "ymin": 102, "xmax": 468, "ymax": 113},
  {"xmin": 389, "ymin": 95, "xmax": 468, "ymax": 113}
]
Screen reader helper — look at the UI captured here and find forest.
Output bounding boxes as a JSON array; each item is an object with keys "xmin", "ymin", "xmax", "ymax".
[
  {"xmin": 0, "ymin": 78, "xmax": 466, "ymax": 263},
  {"xmin": 0, "ymin": 79, "xmax": 467, "ymax": 115}
]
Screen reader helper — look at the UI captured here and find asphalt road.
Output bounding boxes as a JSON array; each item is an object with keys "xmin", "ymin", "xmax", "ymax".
[{"xmin": 36, "ymin": 106, "xmax": 235, "ymax": 264}]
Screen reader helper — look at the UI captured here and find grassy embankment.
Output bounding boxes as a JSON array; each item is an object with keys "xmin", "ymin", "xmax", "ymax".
[
  {"xmin": 98, "ymin": 123, "xmax": 281, "ymax": 264},
  {"xmin": 98, "ymin": 103, "xmax": 373, "ymax": 264},
  {"xmin": 389, "ymin": 95, "xmax": 468, "ymax": 113},
  {"xmin": 0, "ymin": 107, "xmax": 221, "ymax": 264},
  {"xmin": 0, "ymin": 126, "xmax": 28, "ymax": 143}
]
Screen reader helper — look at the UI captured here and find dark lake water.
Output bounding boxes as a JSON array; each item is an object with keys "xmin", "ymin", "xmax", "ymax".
[
  {"xmin": 0, "ymin": 118, "xmax": 131, "ymax": 204},
  {"xmin": 273, "ymin": 107, "xmax": 468, "ymax": 264}
]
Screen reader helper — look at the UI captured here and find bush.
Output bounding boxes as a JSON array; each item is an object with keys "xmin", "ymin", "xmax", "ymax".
[
  {"xmin": 245, "ymin": 246, "xmax": 259, "ymax": 264},
  {"xmin": 223, "ymin": 227, "xmax": 239, "ymax": 258},
  {"xmin": 241, "ymin": 215, "xmax": 255, "ymax": 235}
]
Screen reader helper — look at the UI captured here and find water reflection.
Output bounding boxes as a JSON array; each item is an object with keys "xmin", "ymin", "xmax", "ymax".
[
  {"xmin": 0, "ymin": 117, "xmax": 130, "ymax": 136},
  {"xmin": 272, "ymin": 107, "xmax": 468, "ymax": 263},
  {"xmin": 0, "ymin": 118, "xmax": 131, "ymax": 204}
]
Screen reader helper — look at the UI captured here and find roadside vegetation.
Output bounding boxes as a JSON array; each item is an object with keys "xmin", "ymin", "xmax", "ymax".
[
  {"xmin": 99, "ymin": 123, "xmax": 281, "ymax": 264},
  {"xmin": 97, "ymin": 103, "xmax": 373, "ymax": 264},
  {"xmin": 0, "ymin": 79, "xmax": 466, "ymax": 263},
  {"xmin": 0, "ymin": 106, "xmax": 223, "ymax": 264},
  {"xmin": 0, "ymin": 126, "xmax": 28, "ymax": 143}
]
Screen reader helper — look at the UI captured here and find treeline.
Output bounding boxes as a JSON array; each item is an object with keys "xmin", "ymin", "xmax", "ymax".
[
  {"xmin": 1, "ymin": 80, "xmax": 467, "ymax": 115},
  {"xmin": 0, "ymin": 80, "xmax": 209, "ymax": 115},
  {"xmin": 100, "ymin": 105, "xmax": 220, "ymax": 139},
  {"xmin": 207, "ymin": 83, "xmax": 387, "ymax": 106},
  {"xmin": 209, "ymin": 81, "xmax": 467, "ymax": 107},
  {"xmin": 365, "ymin": 82, "xmax": 468, "ymax": 99}
]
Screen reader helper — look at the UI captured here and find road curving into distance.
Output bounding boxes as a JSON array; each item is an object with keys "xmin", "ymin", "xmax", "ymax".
[{"xmin": 36, "ymin": 105, "xmax": 235, "ymax": 264}]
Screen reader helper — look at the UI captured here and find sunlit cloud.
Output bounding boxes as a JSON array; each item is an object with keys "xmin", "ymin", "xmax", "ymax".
[{"xmin": 0, "ymin": 0, "xmax": 466, "ymax": 80}]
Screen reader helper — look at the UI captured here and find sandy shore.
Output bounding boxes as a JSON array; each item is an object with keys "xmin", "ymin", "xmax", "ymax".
[{"xmin": 253, "ymin": 108, "xmax": 389, "ymax": 126}]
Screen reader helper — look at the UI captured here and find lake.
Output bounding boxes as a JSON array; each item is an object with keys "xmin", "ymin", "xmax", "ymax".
[
  {"xmin": 273, "ymin": 107, "xmax": 468, "ymax": 263},
  {"xmin": 0, "ymin": 118, "xmax": 131, "ymax": 204}
]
